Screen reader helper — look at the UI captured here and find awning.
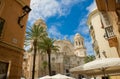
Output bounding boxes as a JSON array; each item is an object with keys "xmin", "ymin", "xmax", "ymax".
[{"xmin": 70, "ymin": 58, "xmax": 120, "ymax": 76}]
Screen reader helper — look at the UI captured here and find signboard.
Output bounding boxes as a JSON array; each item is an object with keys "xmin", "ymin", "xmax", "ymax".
[
  {"xmin": 108, "ymin": 37, "xmax": 118, "ymax": 47},
  {"xmin": 0, "ymin": 61, "xmax": 9, "ymax": 79}
]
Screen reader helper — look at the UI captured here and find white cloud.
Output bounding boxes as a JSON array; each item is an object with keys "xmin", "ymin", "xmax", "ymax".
[
  {"xmin": 86, "ymin": 0, "xmax": 97, "ymax": 13},
  {"xmin": 28, "ymin": 0, "xmax": 60, "ymax": 24},
  {"xmin": 84, "ymin": 40, "xmax": 94, "ymax": 55},
  {"xmin": 48, "ymin": 25, "xmax": 74, "ymax": 42},
  {"xmin": 48, "ymin": 25, "xmax": 63, "ymax": 39},
  {"xmin": 75, "ymin": 16, "xmax": 89, "ymax": 35},
  {"xmin": 28, "ymin": 0, "xmax": 85, "ymax": 25}
]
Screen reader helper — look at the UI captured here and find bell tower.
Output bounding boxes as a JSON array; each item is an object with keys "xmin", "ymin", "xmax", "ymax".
[{"xmin": 74, "ymin": 33, "xmax": 86, "ymax": 57}]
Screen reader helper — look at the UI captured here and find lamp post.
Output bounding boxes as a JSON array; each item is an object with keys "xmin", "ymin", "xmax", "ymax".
[{"xmin": 18, "ymin": 5, "xmax": 31, "ymax": 28}]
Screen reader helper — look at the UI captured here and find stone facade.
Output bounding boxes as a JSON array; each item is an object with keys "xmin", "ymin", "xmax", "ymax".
[
  {"xmin": 0, "ymin": 0, "xmax": 30, "ymax": 79},
  {"xmin": 23, "ymin": 19, "xmax": 87, "ymax": 79}
]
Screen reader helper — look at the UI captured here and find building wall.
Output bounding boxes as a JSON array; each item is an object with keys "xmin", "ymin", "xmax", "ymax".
[
  {"xmin": 95, "ymin": 1, "xmax": 120, "ymax": 78},
  {"xmin": 95, "ymin": 0, "xmax": 120, "ymax": 57},
  {"xmin": 87, "ymin": 10, "xmax": 119, "ymax": 58},
  {"xmin": 107, "ymin": 11, "xmax": 120, "ymax": 57},
  {"xmin": 0, "ymin": 0, "xmax": 30, "ymax": 79},
  {"xmin": 23, "ymin": 37, "xmax": 86, "ymax": 79}
]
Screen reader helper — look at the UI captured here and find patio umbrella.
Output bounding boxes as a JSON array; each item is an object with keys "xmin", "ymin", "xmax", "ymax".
[
  {"xmin": 70, "ymin": 58, "xmax": 120, "ymax": 76},
  {"xmin": 39, "ymin": 75, "xmax": 52, "ymax": 79},
  {"xmin": 51, "ymin": 74, "xmax": 75, "ymax": 79}
]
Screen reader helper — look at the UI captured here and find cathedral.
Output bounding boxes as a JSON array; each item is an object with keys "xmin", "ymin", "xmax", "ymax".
[{"xmin": 22, "ymin": 19, "xmax": 87, "ymax": 79}]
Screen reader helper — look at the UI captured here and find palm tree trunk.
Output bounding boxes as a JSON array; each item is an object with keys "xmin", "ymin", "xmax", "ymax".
[
  {"xmin": 32, "ymin": 40, "xmax": 37, "ymax": 79},
  {"xmin": 47, "ymin": 50, "xmax": 51, "ymax": 76}
]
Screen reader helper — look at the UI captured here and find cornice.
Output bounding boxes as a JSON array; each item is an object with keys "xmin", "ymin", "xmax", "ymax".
[
  {"xmin": 0, "ymin": 40, "xmax": 25, "ymax": 53},
  {"xmin": 87, "ymin": 9, "xmax": 99, "ymax": 26}
]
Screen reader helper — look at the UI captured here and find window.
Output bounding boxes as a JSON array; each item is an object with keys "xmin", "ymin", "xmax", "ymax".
[
  {"xmin": 76, "ymin": 41, "xmax": 77, "ymax": 46},
  {"xmin": 0, "ymin": 61, "xmax": 9, "ymax": 79},
  {"xmin": 116, "ymin": 10, "xmax": 120, "ymax": 23},
  {"xmin": 66, "ymin": 69, "xmax": 69, "ymax": 73},
  {"xmin": 116, "ymin": 0, "xmax": 120, "ymax": 3},
  {"xmin": 51, "ymin": 71, "xmax": 56, "ymax": 76},
  {"xmin": 105, "ymin": 26, "xmax": 115, "ymax": 38},
  {"xmin": 79, "ymin": 42, "xmax": 80, "ymax": 45},
  {"xmin": 90, "ymin": 25, "xmax": 93, "ymax": 30},
  {"xmin": 0, "ymin": 17, "xmax": 5, "ymax": 36},
  {"xmin": 101, "ymin": 11, "xmax": 111, "ymax": 26}
]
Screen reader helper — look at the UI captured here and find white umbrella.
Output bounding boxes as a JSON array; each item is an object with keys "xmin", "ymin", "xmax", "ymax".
[
  {"xmin": 39, "ymin": 75, "xmax": 52, "ymax": 79},
  {"xmin": 70, "ymin": 58, "xmax": 120, "ymax": 76},
  {"xmin": 51, "ymin": 74, "xmax": 75, "ymax": 79}
]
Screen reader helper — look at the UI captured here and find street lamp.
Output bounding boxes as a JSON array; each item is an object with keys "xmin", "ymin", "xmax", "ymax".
[{"xmin": 18, "ymin": 5, "xmax": 31, "ymax": 28}]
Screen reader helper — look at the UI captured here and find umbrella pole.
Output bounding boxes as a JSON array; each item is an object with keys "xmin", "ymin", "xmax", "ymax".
[{"xmin": 101, "ymin": 68, "xmax": 107, "ymax": 79}]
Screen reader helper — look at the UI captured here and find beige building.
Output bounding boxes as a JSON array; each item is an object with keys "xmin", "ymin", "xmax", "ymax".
[
  {"xmin": 23, "ymin": 19, "xmax": 87, "ymax": 79},
  {"xmin": 95, "ymin": 0, "xmax": 120, "ymax": 57},
  {"xmin": 95, "ymin": 0, "xmax": 120, "ymax": 79},
  {"xmin": 86, "ymin": 0, "xmax": 120, "ymax": 78},
  {"xmin": 87, "ymin": 9, "xmax": 119, "ymax": 58}
]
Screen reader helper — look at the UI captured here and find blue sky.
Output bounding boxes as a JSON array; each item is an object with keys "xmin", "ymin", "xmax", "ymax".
[{"xmin": 27, "ymin": 0, "xmax": 97, "ymax": 55}]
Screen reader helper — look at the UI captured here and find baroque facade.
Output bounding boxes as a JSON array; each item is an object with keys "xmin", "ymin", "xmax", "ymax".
[
  {"xmin": 0, "ymin": 0, "xmax": 30, "ymax": 79},
  {"xmin": 22, "ymin": 19, "xmax": 87, "ymax": 79}
]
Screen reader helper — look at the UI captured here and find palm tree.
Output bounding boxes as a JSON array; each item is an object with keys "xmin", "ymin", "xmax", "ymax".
[
  {"xmin": 26, "ymin": 24, "xmax": 47, "ymax": 79},
  {"xmin": 38, "ymin": 37, "xmax": 59, "ymax": 76}
]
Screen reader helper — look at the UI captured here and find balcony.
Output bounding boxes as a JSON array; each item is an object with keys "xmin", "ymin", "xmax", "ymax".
[
  {"xmin": 104, "ymin": 26, "xmax": 118, "ymax": 47},
  {"xmin": 104, "ymin": 26, "xmax": 115, "ymax": 38}
]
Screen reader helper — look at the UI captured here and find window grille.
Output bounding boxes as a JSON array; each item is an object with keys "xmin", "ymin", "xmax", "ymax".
[{"xmin": 105, "ymin": 26, "xmax": 115, "ymax": 38}]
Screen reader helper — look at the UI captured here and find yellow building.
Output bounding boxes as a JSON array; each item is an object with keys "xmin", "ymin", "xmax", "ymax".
[{"xmin": 0, "ymin": 0, "xmax": 30, "ymax": 79}]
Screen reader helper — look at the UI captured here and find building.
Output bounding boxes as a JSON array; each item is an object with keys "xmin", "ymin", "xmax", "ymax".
[
  {"xmin": 87, "ymin": 9, "xmax": 119, "ymax": 58},
  {"xmin": 22, "ymin": 52, "xmax": 32, "ymax": 79},
  {"xmin": 87, "ymin": 0, "xmax": 120, "ymax": 78},
  {"xmin": 87, "ymin": 9, "xmax": 120, "ymax": 79},
  {"xmin": 0, "ymin": 0, "xmax": 30, "ymax": 79},
  {"xmin": 23, "ymin": 19, "xmax": 87, "ymax": 79},
  {"xmin": 74, "ymin": 33, "xmax": 86, "ymax": 57},
  {"xmin": 95, "ymin": 0, "xmax": 120, "ymax": 79},
  {"xmin": 95, "ymin": 0, "xmax": 120, "ymax": 57}
]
